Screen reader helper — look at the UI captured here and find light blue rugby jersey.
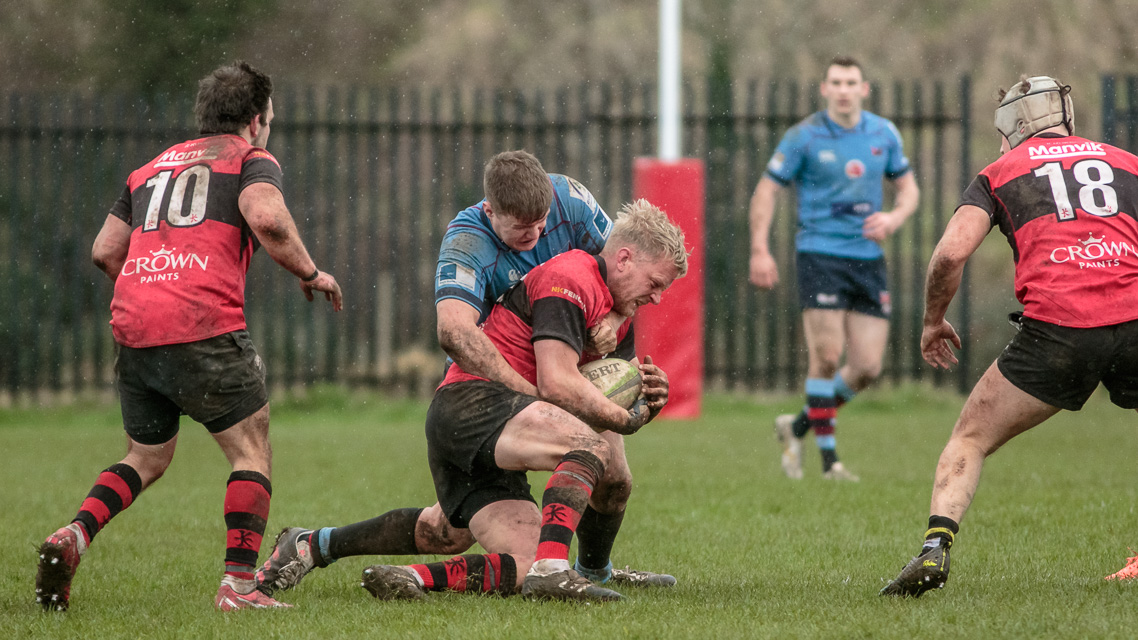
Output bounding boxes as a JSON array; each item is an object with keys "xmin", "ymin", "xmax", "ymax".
[
  {"xmin": 766, "ymin": 110, "xmax": 911, "ymax": 259},
  {"xmin": 435, "ymin": 174, "xmax": 613, "ymax": 321}
]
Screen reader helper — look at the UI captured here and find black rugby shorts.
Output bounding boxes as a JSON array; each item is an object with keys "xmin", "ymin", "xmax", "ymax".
[
  {"xmin": 425, "ymin": 380, "xmax": 538, "ymax": 528},
  {"xmin": 997, "ymin": 315, "xmax": 1138, "ymax": 410},
  {"xmin": 115, "ymin": 330, "xmax": 268, "ymax": 445}
]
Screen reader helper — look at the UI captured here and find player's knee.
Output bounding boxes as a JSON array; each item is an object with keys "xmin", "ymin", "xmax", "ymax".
[
  {"xmin": 579, "ymin": 435, "xmax": 612, "ymax": 470},
  {"xmin": 810, "ymin": 353, "xmax": 841, "ymax": 378},
  {"xmin": 418, "ymin": 518, "xmax": 475, "ymax": 555},
  {"xmin": 593, "ymin": 476, "xmax": 631, "ymax": 513},
  {"xmin": 846, "ymin": 365, "xmax": 882, "ymax": 389}
]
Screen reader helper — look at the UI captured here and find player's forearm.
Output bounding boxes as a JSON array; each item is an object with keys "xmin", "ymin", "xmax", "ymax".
[
  {"xmin": 922, "ymin": 252, "xmax": 964, "ymax": 326},
  {"xmin": 923, "ymin": 205, "xmax": 991, "ymax": 325},
  {"xmin": 440, "ymin": 324, "xmax": 535, "ymax": 395},
  {"xmin": 748, "ymin": 179, "xmax": 779, "ymax": 255},
  {"xmin": 538, "ymin": 375, "xmax": 630, "ymax": 434},
  {"xmin": 888, "ymin": 173, "xmax": 921, "ymax": 224},
  {"xmin": 254, "ymin": 217, "xmax": 320, "ymax": 280},
  {"xmin": 240, "ymin": 185, "xmax": 319, "ymax": 280}
]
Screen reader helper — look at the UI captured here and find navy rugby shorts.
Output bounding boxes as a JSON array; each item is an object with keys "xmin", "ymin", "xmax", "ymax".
[
  {"xmin": 115, "ymin": 329, "xmax": 268, "ymax": 445},
  {"xmin": 426, "ymin": 380, "xmax": 538, "ymax": 529},
  {"xmin": 998, "ymin": 315, "xmax": 1138, "ymax": 411},
  {"xmin": 796, "ymin": 252, "xmax": 890, "ymax": 318}
]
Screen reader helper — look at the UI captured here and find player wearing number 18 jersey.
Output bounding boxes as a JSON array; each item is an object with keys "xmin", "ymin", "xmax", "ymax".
[
  {"xmin": 881, "ymin": 76, "xmax": 1138, "ymax": 598},
  {"xmin": 35, "ymin": 61, "xmax": 342, "ymax": 612}
]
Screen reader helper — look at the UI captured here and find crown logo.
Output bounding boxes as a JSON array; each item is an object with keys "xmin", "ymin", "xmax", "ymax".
[
  {"xmin": 1080, "ymin": 233, "xmax": 1103, "ymax": 246},
  {"xmin": 150, "ymin": 245, "xmax": 175, "ymax": 256}
]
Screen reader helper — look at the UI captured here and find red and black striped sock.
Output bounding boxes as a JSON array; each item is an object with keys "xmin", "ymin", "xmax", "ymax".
[
  {"xmin": 72, "ymin": 463, "xmax": 143, "ymax": 545},
  {"xmin": 223, "ymin": 470, "xmax": 272, "ymax": 582},
  {"xmin": 408, "ymin": 553, "xmax": 518, "ymax": 595},
  {"xmin": 535, "ymin": 450, "xmax": 605, "ymax": 564}
]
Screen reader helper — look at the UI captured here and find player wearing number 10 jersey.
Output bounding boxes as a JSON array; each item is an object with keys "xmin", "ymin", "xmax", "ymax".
[
  {"xmin": 881, "ymin": 76, "xmax": 1138, "ymax": 598},
  {"xmin": 35, "ymin": 61, "xmax": 342, "ymax": 612}
]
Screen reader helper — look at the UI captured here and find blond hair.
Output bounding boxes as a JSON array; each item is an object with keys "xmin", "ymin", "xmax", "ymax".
[
  {"xmin": 482, "ymin": 150, "xmax": 554, "ymax": 223},
  {"xmin": 603, "ymin": 199, "xmax": 689, "ymax": 277}
]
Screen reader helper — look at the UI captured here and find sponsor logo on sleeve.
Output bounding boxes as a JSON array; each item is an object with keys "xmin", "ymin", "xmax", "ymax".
[
  {"xmin": 437, "ymin": 262, "xmax": 477, "ymax": 291},
  {"xmin": 592, "ymin": 210, "xmax": 612, "ymax": 239},
  {"xmin": 567, "ymin": 177, "xmax": 599, "ymax": 213},
  {"xmin": 768, "ymin": 152, "xmax": 786, "ymax": 172}
]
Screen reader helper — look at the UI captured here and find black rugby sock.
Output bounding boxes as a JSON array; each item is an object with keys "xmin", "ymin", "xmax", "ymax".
[
  {"xmin": 326, "ymin": 508, "xmax": 424, "ymax": 560},
  {"xmin": 575, "ymin": 506, "xmax": 626, "ymax": 571}
]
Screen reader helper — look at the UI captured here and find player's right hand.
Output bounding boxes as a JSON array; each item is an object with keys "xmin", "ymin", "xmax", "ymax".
[
  {"xmin": 300, "ymin": 270, "xmax": 344, "ymax": 312},
  {"xmin": 920, "ymin": 320, "xmax": 961, "ymax": 369},
  {"xmin": 586, "ymin": 322, "xmax": 618, "ymax": 356},
  {"xmin": 749, "ymin": 252, "xmax": 779, "ymax": 289},
  {"xmin": 620, "ymin": 396, "xmax": 652, "ymax": 435}
]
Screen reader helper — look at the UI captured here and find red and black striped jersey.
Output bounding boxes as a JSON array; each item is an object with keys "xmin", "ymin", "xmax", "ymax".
[
  {"xmin": 961, "ymin": 133, "xmax": 1138, "ymax": 327},
  {"xmin": 440, "ymin": 250, "xmax": 634, "ymax": 387},
  {"xmin": 107, "ymin": 134, "xmax": 284, "ymax": 347}
]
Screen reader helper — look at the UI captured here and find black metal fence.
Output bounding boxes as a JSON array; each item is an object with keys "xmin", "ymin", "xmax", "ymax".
[{"xmin": 0, "ymin": 77, "xmax": 977, "ymax": 403}]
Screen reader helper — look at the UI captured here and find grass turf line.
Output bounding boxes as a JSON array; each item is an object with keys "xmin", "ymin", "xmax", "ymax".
[{"xmin": 3, "ymin": 385, "xmax": 1138, "ymax": 638}]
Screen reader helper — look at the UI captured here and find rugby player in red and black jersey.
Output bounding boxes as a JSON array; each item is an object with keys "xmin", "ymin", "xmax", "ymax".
[
  {"xmin": 352, "ymin": 199, "xmax": 686, "ymax": 603},
  {"xmin": 882, "ymin": 76, "xmax": 1138, "ymax": 598},
  {"xmin": 256, "ymin": 153, "xmax": 675, "ymax": 602},
  {"xmin": 34, "ymin": 61, "xmax": 342, "ymax": 612}
]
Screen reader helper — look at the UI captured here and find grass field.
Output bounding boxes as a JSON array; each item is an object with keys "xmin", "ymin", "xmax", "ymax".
[{"xmin": 3, "ymin": 385, "xmax": 1138, "ymax": 639}]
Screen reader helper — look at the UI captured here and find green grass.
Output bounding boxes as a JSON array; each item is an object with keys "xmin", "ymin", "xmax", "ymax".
[{"xmin": 3, "ymin": 385, "xmax": 1138, "ymax": 638}]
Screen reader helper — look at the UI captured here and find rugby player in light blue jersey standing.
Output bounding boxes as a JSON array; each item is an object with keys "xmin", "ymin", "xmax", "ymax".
[
  {"xmin": 256, "ymin": 151, "xmax": 675, "ymax": 602},
  {"xmin": 748, "ymin": 56, "xmax": 920, "ymax": 482}
]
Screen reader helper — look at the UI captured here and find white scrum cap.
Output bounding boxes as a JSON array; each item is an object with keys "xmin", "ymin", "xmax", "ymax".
[{"xmin": 994, "ymin": 76, "xmax": 1074, "ymax": 149}]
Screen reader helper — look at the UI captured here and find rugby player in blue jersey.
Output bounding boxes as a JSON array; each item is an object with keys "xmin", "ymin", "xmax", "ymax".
[
  {"xmin": 749, "ymin": 56, "xmax": 920, "ymax": 481},
  {"xmin": 256, "ymin": 151, "xmax": 675, "ymax": 600}
]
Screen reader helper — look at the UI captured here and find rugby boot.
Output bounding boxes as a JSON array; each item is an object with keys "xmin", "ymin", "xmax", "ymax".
[
  {"xmin": 522, "ymin": 568, "xmax": 622, "ymax": 602},
  {"xmin": 774, "ymin": 414, "xmax": 804, "ymax": 479},
  {"xmin": 360, "ymin": 565, "xmax": 426, "ymax": 600},
  {"xmin": 35, "ymin": 523, "xmax": 86, "ymax": 612},
  {"xmin": 822, "ymin": 461, "xmax": 860, "ymax": 482},
  {"xmin": 575, "ymin": 559, "xmax": 677, "ymax": 587},
  {"xmin": 880, "ymin": 543, "xmax": 951, "ymax": 598},
  {"xmin": 610, "ymin": 566, "xmax": 677, "ymax": 587},
  {"xmin": 1105, "ymin": 551, "xmax": 1138, "ymax": 580},
  {"xmin": 256, "ymin": 527, "xmax": 326, "ymax": 596},
  {"xmin": 216, "ymin": 575, "xmax": 293, "ymax": 610}
]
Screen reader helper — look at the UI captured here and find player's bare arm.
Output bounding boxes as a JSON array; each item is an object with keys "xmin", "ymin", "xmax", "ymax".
[
  {"xmin": 921, "ymin": 205, "xmax": 991, "ymax": 369},
  {"xmin": 748, "ymin": 176, "xmax": 782, "ymax": 289},
  {"xmin": 534, "ymin": 338, "xmax": 649, "ymax": 435},
  {"xmin": 864, "ymin": 172, "xmax": 921, "ymax": 242},
  {"xmin": 585, "ymin": 311, "xmax": 625, "ymax": 355},
  {"xmin": 436, "ymin": 298, "xmax": 537, "ymax": 396},
  {"xmin": 91, "ymin": 214, "xmax": 132, "ymax": 281},
  {"xmin": 238, "ymin": 182, "xmax": 342, "ymax": 311}
]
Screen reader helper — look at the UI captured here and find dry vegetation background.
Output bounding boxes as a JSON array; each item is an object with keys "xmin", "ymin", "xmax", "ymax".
[{"xmin": 7, "ymin": 1, "xmax": 1138, "ymax": 104}]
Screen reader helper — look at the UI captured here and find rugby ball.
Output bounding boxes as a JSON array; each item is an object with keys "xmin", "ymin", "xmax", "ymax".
[{"xmin": 579, "ymin": 358, "xmax": 642, "ymax": 410}]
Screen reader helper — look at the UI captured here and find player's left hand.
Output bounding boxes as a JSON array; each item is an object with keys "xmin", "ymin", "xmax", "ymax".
[
  {"xmin": 863, "ymin": 211, "xmax": 901, "ymax": 242},
  {"xmin": 586, "ymin": 322, "xmax": 618, "ymax": 356},
  {"xmin": 920, "ymin": 320, "xmax": 961, "ymax": 369},
  {"xmin": 638, "ymin": 355, "xmax": 669, "ymax": 418}
]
